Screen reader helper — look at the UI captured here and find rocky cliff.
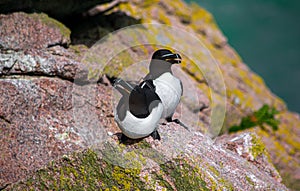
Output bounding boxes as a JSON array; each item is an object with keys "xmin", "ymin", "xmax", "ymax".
[{"xmin": 0, "ymin": 0, "xmax": 299, "ymax": 190}]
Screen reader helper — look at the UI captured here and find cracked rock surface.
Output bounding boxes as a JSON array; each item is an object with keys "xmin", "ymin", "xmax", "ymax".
[
  {"xmin": 0, "ymin": 1, "xmax": 298, "ymax": 190},
  {"xmin": 0, "ymin": 12, "xmax": 70, "ymax": 50}
]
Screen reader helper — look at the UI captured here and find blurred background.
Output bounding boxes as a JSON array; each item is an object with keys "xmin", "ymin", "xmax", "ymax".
[{"xmin": 186, "ymin": 0, "xmax": 300, "ymax": 113}]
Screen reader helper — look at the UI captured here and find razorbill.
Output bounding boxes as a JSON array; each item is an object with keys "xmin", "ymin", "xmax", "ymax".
[
  {"xmin": 114, "ymin": 78, "xmax": 163, "ymax": 141},
  {"xmin": 145, "ymin": 49, "xmax": 189, "ymax": 130}
]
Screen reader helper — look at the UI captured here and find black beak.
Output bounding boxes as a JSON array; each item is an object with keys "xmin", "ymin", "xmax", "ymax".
[{"xmin": 161, "ymin": 53, "xmax": 182, "ymax": 64}]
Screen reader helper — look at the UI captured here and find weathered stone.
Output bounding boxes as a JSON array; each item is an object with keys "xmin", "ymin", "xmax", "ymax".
[
  {"xmin": 0, "ymin": 78, "xmax": 117, "ymax": 187},
  {"xmin": 0, "ymin": 0, "xmax": 110, "ymax": 19},
  {"xmin": 0, "ymin": 0, "xmax": 299, "ymax": 190},
  {"xmin": 0, "ymin": 48, "xmax": 89, "ymax": 81},
  {"xmin": 4, "ymin": 128, "xmax": 289, "ymax": 190},
  {"xmin": 0, "ymin": 12, "xmax": 71, "ymax": 50},
  {"xmin": 216, "ymin": 133, "xmax": 282, "ymax": 183}
]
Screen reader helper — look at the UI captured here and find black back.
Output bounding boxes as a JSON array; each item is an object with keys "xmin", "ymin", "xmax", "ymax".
[{"xmin": 129, "ymin": 80, "xmax": 160, "ymax": 118}]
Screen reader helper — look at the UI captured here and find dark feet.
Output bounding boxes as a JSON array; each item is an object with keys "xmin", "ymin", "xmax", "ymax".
[
  {"xmin": 120, "ymin": 134, "xmax": 129, "ymax": 143},
  {"xmin": 150, "ymin": 130, "xmax": 161, "ymax": 140},
  {"xmin": 166, "ymin": 117, "xmax": 172, "ymax": 122},
  {"xmin": 119, "ymin": 132, "xmax": 161, "ymax": 143},
  {"xmin": 166, "ymin": 117, "xmax": 190, "ymax": 131}
]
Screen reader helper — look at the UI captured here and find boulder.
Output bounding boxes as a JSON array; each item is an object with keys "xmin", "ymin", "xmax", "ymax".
[{"xmin": 0, "ymin": 0, "xmax": 299, "ymax": 190}]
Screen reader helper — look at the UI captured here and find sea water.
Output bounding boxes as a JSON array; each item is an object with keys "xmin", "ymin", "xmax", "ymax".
[{"xmin": 185, "ymin": 0, "xmax": 300, "ymax": 113}]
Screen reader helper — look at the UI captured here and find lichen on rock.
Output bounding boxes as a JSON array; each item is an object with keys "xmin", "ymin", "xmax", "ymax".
[
  {"xmin": 0, "ymin": 0, "xmax": 299, "ymax": 190},
  {"xmin": 0, "ymin": 12, "xmax": 71, "ymax": 50}
]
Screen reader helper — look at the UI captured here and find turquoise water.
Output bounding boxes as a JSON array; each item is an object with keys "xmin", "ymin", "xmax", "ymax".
[{"xmin": 185, "ymin": 0, "xmax": 300, "ymax": 113}]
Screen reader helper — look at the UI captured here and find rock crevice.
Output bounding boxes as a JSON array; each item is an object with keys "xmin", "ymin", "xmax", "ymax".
[{"xmin": 0, "ymin": 1, "xmax": 299, "ymax": 190}]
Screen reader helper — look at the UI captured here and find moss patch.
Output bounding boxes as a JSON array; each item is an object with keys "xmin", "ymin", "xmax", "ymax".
[
  {"xmin": 9, "ymin": 149, "xmax": 146, "ymax": 190},
  {"xmin": 229, "ymin": 104, "xmax": 280, "ymax": 133},
  {"xmin": 250, "ymin": 134, "xmax": 270, "ymax": 160},
  {"xmin": 159, "ymin": 159, "xmax": 209, "ymax": 190},
  {"xmin": 30, "ymin": 13, "xmax": 71, "ymax": 42}
]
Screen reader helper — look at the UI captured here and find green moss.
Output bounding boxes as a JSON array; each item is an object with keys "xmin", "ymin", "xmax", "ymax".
[
  {"xmin": 152, "ymin": 173, "xmax": 174, "ymax": 190},
  {"xmin": 157, "ymin": 158, "xmax": 235, "ymax": 191},
  {"xmin": 103, "ymin": 51, "xmax": 134, "ymax": 78},
  {"xmin": 218, "ymin": 178, "xmax": 234, "ymax": 191},
  {"xmin": 229, "ymin": 104, "xmax": 280, "ymax": 133},
  {"xmin": 245, "ymin": 176, "xmax": 255, "ymax": 186},
  {"xmin": 30, "ymin": 13, "xmax": 71, "ymax": 42},
  {"xmin": 9, "ymin": 149, "xmax": 147, "ymax": 190},
  {"xmin": 137, "ymin": 140, "xmax": 152, "ymax": 149},
  {"xmin": 200, "ymin": 161, "xmax": 234, "ymax": 191},
  {"xmin": 208, "ymin": 165, "xmax": 220, "ymax": 177},
  {"xmin": 112, "ymin": 166, "xmax": 142, "ymax": 190},
  {"xmin": 159, "ymin": 159, "xmax": 209, "ymax": 190},
  {"xmin": 250, "ymin": 135, "xmax": 266, "ymax": 159},
  {"xmin": 249, "ymin": 134, "xmax": 274, "ymax": 163},
  {"xmin": 69, "ymin": 44, "xmax": 88, "ymax": 55}
]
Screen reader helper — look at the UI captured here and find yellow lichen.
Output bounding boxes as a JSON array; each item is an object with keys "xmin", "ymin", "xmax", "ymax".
[
  {"xmin": 30, "ymin": 13, "xmax": 71, "ymax": 42},
  {"xmin": 250, "ymin": 134, "xmax": 271, "ymax": 161},
  {"xmin": 111, "ymin": 160, "xmax": 144, "ymax": 190}
]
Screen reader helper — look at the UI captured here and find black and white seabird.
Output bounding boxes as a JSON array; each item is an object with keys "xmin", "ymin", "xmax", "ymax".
[
  {"xmin": 145, "ymin": 49, "xmax": 189, "ymax": 130},
  {"xmin": 113, "ymin": 49, "xmax": 188, "ymax": 142},
  {"xmin": 114, "ymin": 78, "xmax": 163, "ymax": 142}
]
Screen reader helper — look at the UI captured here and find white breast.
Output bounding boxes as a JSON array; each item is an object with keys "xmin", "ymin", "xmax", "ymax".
[
  {"xmin": 153, "ymin": 72, "xmax": 182, "ymax": 118},
  {"xmin": 114, "ymin": 99, "xmax": 163, "ymax": 139}
]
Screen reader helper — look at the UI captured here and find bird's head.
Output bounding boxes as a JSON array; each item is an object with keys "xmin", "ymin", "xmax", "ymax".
[
  {"xmin": 149, "ymin": 49, "xmax": 182, "ymax": 77},
  {"xmin": 151, "ymin": 49, "xmax": 182, "ymax": 65}
]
